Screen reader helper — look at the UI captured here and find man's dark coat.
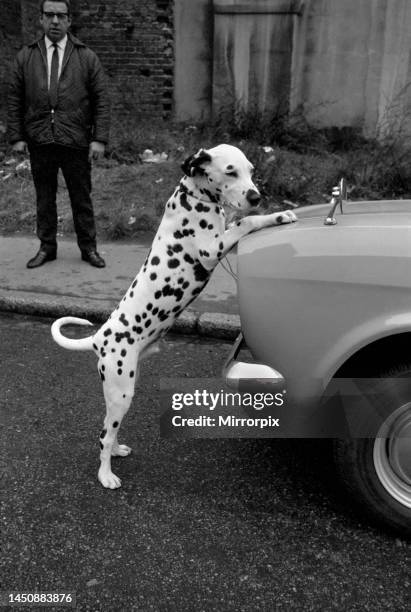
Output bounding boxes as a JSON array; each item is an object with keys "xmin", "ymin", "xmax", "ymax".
[{"xmin": 8, "ymin": 33, "xmax": 110, "ymax": 149}]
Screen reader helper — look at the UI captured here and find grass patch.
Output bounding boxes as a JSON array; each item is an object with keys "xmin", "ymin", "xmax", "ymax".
[{"xmin": 1, "ymin": 110, "xmax": 411, "ymax": 240}]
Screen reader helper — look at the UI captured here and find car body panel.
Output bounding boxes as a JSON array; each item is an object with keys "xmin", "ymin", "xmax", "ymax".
[{"xmin": 236, "ymin": 200, "xmax": 411, "ymax": 410}]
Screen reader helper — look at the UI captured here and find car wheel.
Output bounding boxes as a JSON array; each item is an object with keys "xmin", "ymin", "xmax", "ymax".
[{"xmin": 333, "ymin": 364, "xmax": 411, "ymax": 536}]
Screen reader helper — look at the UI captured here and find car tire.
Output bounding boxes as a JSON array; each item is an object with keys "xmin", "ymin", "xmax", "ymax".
[{"xmin": 333, "ymin": 364, "xmax": 411, "ymax": 537}]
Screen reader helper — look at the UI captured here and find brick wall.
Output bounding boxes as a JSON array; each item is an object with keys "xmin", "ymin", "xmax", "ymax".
[
  {"xmin": 71, "ymin": 0, "xmax": 174, "ymax": 118},
  {"xmin": 21, "ymin": 0, "xmax": 43, "ymax": 44},
  {"xmin": 0, "ymin": 0, "xmax": 21, "ymax": 126},
  {"xmin": 0, "ymin": 0, "xmax": 174, "ymax": 125}
]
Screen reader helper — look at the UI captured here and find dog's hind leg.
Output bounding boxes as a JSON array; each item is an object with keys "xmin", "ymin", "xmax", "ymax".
[
  {"xmin": 98, "ymin": 387, "xmax": 133, "ymax": 488},
  {"xmin": 98, "ymin": 360, "xmax": 138, "ymax": 489}
]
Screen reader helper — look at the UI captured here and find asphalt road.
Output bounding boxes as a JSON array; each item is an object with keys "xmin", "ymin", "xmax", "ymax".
[{"xmin": 0, "ymin": 314, "xmax": 410, "ymax": 611}]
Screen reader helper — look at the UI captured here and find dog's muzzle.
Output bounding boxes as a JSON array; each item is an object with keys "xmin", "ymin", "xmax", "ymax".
[{"xmin": 246, "ymin": 189, "xmax": 261, "ymax": 207}]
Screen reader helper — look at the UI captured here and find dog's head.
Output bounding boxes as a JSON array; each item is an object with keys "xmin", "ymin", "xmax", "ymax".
[{"xmin": 181, "ymin": 144, "xmax": 261, "ymax": 211}]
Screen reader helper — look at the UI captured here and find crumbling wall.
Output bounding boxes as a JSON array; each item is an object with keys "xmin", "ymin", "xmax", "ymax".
[
  {"xmin": 71, "ymin": 0, "xmax": 174, "ymax": 118},
  {"xmin": 0, "ymin": 0, "xmax": 22, "ymax": 131}
]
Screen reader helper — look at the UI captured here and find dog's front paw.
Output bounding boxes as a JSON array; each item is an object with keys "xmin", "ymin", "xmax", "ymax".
[
  {"xmin": 111, "ymin": 444, "xmax": 132, "ymax": 457},
  {"xmin": 273, "ymin": 210, "xmax": 298, "ymax": 225},
  {"xmin": 98, "ymin": 469, "xmax": 122, "ymax": 489}
]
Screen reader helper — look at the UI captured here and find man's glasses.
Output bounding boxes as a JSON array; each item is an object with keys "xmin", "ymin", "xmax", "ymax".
[{"xmin": 42, "ymin": 12, "xmax": 69, "ymax": 21}]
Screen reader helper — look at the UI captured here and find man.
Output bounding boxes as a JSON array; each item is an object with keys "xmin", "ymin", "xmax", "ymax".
[{"xmin": 8, "ymin": 0, "xmax": 110, "ymax": 268}]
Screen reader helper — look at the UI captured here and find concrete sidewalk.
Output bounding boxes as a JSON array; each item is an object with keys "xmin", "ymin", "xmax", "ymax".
[{"xmin": 0, "ymin": 234, "xmax": 241, "ymax": 339}]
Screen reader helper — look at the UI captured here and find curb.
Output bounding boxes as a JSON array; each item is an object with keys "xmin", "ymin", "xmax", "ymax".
[{"xmin": 0, "ymin": 295, "xmax": 241, "ymax": 341}]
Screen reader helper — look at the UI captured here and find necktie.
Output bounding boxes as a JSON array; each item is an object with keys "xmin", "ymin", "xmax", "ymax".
[{"xmin": 49, "ymin": 43, "xmax": 59, "ymax": 109}]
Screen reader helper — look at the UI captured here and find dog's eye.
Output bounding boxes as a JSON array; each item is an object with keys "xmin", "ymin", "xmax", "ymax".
[{"xmin": 225, "ymin": 170, "xmax": 238, "ymax": 177}]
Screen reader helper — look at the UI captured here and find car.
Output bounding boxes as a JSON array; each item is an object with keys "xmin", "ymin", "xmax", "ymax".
[{"xmin": 224, "ymin": 180, "xmax": 411, "ymax": 536}]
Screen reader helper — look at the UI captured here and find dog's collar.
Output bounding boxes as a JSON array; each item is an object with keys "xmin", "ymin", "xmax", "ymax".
[
  {"xmin": 180, "ymin": 187, "xmax": 220, "ymax": 207},
  {"xmin": 178, "ymin": 181, "xmax": 230, "ymax": 212},
  {"xmin": 197, "ymin": 195, "xmax": 221, "ymax": 207}
]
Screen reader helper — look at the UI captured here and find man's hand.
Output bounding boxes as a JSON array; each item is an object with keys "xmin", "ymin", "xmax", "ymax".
[
  {"xmin": 89, "ymin": 141, "xmax": 105, "ymax": 162},
  {"xmin": 12, "ymin": 141, "xmax": 28, "ymax": 155}
]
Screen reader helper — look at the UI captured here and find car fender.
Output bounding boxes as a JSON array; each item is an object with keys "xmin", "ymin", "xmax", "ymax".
[{"xmin": 316, "ymin": 311, "xmax": 411, "ymax": 387}]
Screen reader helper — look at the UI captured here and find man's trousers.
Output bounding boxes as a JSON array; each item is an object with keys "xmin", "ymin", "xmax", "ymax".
[{"xmin": 29, "ymin": 144, "xmax": 97, "ymax": 253}]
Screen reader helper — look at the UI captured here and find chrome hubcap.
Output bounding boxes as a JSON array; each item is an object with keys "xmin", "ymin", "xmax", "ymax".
[{"xmin": 373, "ymin": 402, "xmax": 411, "ymax": 508}]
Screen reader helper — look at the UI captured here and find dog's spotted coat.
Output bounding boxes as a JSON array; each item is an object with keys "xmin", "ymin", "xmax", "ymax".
[{"xmin": 52, "ymin": 144, "xmax": 297, "ymax": 488}]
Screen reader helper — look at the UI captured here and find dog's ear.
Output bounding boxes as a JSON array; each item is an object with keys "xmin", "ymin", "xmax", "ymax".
[{"xmin": 181, "ymin": 149, "xmax": 212, "ymax": 177}]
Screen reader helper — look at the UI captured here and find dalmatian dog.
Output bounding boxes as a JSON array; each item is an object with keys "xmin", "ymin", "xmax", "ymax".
[{"xmin": 51, "ymin": 144, "xmax": 297, "ymax": 489}]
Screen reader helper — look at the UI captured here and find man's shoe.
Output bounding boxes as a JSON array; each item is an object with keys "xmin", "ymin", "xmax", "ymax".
[
  {"xmin": 26, "ymin": 249, "xmax": 56, "ymax": 269},
  {"xmin": 81, "ymin": 249, "xmax": 106, "ymax": 268}
]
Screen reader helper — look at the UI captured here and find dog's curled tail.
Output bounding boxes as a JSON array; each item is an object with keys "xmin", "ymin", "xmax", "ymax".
[{"xmin": 51, "ymin": 316, "xmax": 95, "ymax": 351}]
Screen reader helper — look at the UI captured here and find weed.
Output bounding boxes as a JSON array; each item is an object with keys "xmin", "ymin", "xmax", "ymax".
[
  {"xmin": 211, "ymin": 102, "xmax": 330, "ymax": 154},
  {"xmin": 332, "ymin": 90, "xmax": 411, "ymax": 199},
  {"xmin": 2, "ymin": 95, "xmax": 411, "ymax": 239}
]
